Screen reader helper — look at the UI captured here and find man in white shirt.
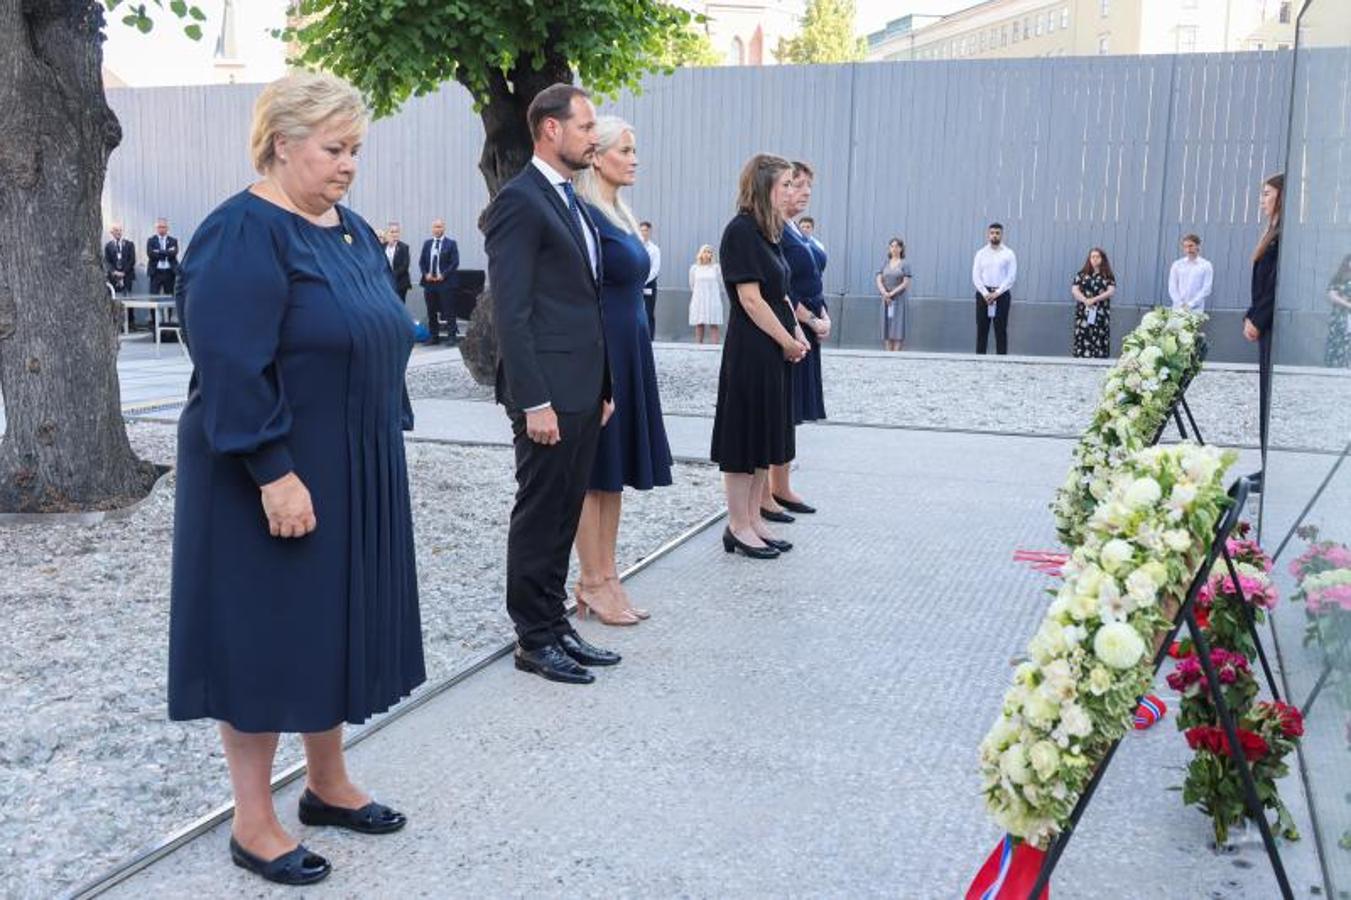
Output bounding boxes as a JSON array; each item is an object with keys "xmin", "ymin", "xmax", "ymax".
[
  {"xmin": 639, "ymin": 220, "xmax": 660, "ymax": 335},
  {"xmin": 1168, "ymin": 234, "xmax": 1213, "ymax": 313},
  {"xmin": 971, "ymin": 222, "xmax": 1017, "ymax": 355}
]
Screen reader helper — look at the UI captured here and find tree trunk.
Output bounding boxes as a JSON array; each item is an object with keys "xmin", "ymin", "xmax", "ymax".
[
  {"xmin": 0, "ymin": 3, "xmax": 157, "ymax": 511},
  {"xmin": 460, "ymin": 54, "xmax": 574, "ymax": 387}
]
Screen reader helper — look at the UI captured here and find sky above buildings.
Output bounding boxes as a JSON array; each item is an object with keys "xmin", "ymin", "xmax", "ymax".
[{"xmin": 101, "ymin": 0, "xmax": 979, "ymax": 86}]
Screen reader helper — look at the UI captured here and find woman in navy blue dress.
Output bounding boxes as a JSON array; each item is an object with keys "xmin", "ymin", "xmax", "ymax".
[
  {"xmin": 572, "ymin": 116, "xmax": 673, "ymax": 623},
  {"xmin": 170, "ymin": 74, "xmax": 422, "ymax": 885},
  {"xmin": 768, "ymin": 162, "xmax": 829, "ymax": 518}
]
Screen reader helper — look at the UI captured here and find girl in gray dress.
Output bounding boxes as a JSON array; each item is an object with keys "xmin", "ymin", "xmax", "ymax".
[{"xmin": 876, "ymin": 238, "xmax": 911, "ymax": 351}]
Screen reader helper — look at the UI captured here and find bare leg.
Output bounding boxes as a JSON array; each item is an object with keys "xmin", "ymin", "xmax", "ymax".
[
  {"xmin": 724, "ymin": 472, "xmax": 767, "ymax": 547},
  {"xmin": 769, "ymin": 462, "xmax": 805, "ymax": 506},
  {"xmin": 748, "ymin": 468, "xmax": 778, "ymax": 542},
  {"xmin": 598, "ymin": 492, "xmax": 646, "ymax": 617},
  {"xmin": 574, "ymin": 491, "xmax": 633, "ymax": 621},
  {"xmin": 710, "ymin": 325, "xmax": 721, "ymax": 345},
  {"xmin": 302, "ymin": 725, "xmax": 370, "ymax": 809},
  {"xmin": 694, "ymin": 324, "xmax": 704, "ymax": 344},
  {"xmin": 221, "ymin": 723, "xmax": 294, "ymax": 859}
]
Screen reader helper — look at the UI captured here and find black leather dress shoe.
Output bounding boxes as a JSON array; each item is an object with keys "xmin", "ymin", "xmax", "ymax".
[
  {"xmin": 773, "ymin": 494, "xmax": 816, "ymax": 514},
  {"xmin": 762, "ymin": 537, "xmax": 792, "ymax": 552},
  {"xmin": 559, "ymin": 631, "xmax": 621, "ymax": 667},
  {"xmin": 514, "ymin": 643, "xmax": 595, "ymax": 684},
  {"xmin": 229, "ymin": 837, "xmax": 331, "ymax": 886},
  {"xmin": 760, "ymin": 507, "xmax": 795, "ymax": 524},
  {"xmin": 298, "ymin": 788, "xmax": 407, "ymax": 834}
]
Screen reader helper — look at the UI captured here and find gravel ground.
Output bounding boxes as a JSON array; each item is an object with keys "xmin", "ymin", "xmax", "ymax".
[
  {"xmin": 0, "ymin": 421, "xmax": 721, "ymax": 898},
  {"xmin": 406, "ymin": 347, "xmax": 1350, "ymax": 452}
]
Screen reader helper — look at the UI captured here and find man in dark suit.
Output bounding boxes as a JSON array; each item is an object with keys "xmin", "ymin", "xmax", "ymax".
[
  {"xmin": 418, "ymin": 219, "xmax": 459, "ymax": 344},
  {"xmin": 145, "ymin": 217, "xmax": 179, "ymax": 296},
  {"xmin": 105, "ymin": 223, "xmax": 139, "ymax": 330},
  {"xmin": 484, "ymin": 83, "xmax": 617, "ymax": 684},
  {"xmin": 384, "ymin": 221, "xmax": 412, "ymax": 303}
]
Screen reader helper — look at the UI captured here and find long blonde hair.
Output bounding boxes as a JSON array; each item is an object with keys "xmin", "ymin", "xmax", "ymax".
[
  {"xmin": 573, "ymin": 115, "xmax": 641, "ymax": 235},
  {"xmin": 695, "ymin": 244, "xmax": 715, "ymax": 265},
  {"xmin": 737, "ymin": 153, "xmax": 792, "ymax": 242}
]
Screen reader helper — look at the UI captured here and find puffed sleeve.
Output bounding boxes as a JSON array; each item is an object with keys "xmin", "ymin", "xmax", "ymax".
[
  {"xmin": 178, "ymin": 207, "xmax": 295, "ymax": 486},
  {"xmin": 718, "ymin": 216, "xmax": 764, "ymax": 287}
]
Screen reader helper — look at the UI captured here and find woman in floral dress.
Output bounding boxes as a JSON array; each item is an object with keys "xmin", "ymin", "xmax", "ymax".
[
  {"xmin": 1325, "ymin": 253, "xmax": 1351, "ymax": 368},
  {"xmin": 1071, "ymin": 247, "xmax": 1116, "ymax": 358}
]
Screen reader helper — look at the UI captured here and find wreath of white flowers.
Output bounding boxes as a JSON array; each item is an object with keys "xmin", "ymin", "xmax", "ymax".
[
  {"xmin": 1052, "ymin": 308, "xmax": 1207, "ymax": 547},
  {"xmin": 981, "ymin": 443, "xmax": 1235, "ymax": 848}
]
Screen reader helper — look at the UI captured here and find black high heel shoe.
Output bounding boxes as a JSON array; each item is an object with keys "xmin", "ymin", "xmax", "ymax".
[
  {"xmin": 298, "ymin": 788, "xmax": 408, "ymax": 834},
  {"xmin": 722, "ymin": 527, "xmax": 780, "ymax": 559},
  {"xmin": 773, "ymin": 494, "xmax": 816, "ymax": 514},
  {"xmin": 761, "ymin": 536, "xmax": 792, "ymax": 552},
  {"xmin": 759, "ymin": 507, "xmax": 795, "ymax": 524},
  {"xmin": 229, "ymin": 837, "xmax": 331, "ymax": 886}
]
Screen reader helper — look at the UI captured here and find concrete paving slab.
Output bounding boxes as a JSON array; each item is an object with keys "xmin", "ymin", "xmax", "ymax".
[{"xmin": 99, "ymin": 424, "xmax": 1318, "ymax": 899}]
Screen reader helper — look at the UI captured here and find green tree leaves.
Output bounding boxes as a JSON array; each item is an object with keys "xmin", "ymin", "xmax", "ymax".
[{"xmin": 776, "ymin": 0, "xmax": 867, "ymax": 64}]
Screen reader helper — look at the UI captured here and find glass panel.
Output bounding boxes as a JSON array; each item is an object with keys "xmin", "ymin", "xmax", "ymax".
[{"xmin": 1264, "ymin": 2, "xmax": 1351, "ymax": 895}]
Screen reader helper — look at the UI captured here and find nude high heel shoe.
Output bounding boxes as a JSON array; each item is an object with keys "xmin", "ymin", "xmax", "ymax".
[
  {"xmin": 607, "ymin": 575, "xmax": 649, "ymax": 620},
  {"xmin": 574, "ymin": 579, "xmax": 639, "ymax": 626}
]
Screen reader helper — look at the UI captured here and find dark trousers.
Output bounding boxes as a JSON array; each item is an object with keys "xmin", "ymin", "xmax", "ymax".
[
  {"xmin": 505, "ymin": 404, "xmax": 603, "ymax": 649},
  {"xmin": 149, "ymin": 270, "xmax": 176, "ymax": 296},
  {"xmin": 975, "ymin": 290, "xmax": 1011, "ymax": 355},
  {"xmin": 424, "ymin": 285, "xmax": 454, "ymax": 342},
  {"xmin": 643, "ymin": 282, "xmax": 657, "ymax": 337},
  {"xmin": 396, "ymin": 288, "xmax": 408, "ymax": 304},
  {"xmin": 1258, "ymin": 332, "xmax": 1273, "ymax": 465}
]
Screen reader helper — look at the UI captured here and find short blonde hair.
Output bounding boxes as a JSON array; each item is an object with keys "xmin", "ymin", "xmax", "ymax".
[{"xmin": 249, "ymin": 72, "xmax": 368, "ymax": 174}]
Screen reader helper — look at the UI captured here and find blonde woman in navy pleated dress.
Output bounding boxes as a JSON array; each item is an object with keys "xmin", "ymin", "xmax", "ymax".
[{"xmin": 170, "ymin": 73, "xmax": 422, "ymax": 886}]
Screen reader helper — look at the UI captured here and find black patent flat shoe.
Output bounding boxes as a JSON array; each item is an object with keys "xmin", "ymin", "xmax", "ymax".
[
  {"xmin": 298, "ymin": 788, "xmax": 408, "ymax": 834},
  {"xmin": 762, "ymin": 537, "xmax": 793, "ymax": 552},
  {"xmin": 229, "ymin": 836, "xmax": 331, "ymax": 886},
  {"xmin": 514, "ymin": 643, "xmax": 595, "ymax": 684},
  {"xmin": 773, "ymin": 494, "xmax": 816, "ymax": 514},
  {"xmin": 722, "ymin": 527, "xmax": 780, "ymax": 559},
  {"xmin": 759, "ymin": 507, "xmax": 795, "ymax": 524}
]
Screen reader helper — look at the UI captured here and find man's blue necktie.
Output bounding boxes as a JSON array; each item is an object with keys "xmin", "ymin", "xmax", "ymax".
[{"xmin": 561, "ymin": 181, "xmax": 592, "ymax": 271}]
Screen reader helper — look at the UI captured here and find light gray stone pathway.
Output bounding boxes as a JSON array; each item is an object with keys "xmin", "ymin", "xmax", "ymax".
[{"xmin": 101, "ymin": 423, "xmax": 1322, "ymax": 899}]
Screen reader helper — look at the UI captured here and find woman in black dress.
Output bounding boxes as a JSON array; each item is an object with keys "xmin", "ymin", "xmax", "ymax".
[
  {"xmin": 171, "ymin": 73, "xmax": 421, "ymax": 885},
  {"xmin": 711, "ymin": 154, "xmax": 808, "ymax": 558},
  {"xmin": 1070, "ymin": 247, "xmax": 1116, "ymax": 358},
  {"xmin": 1244, "ymin": 172, "xmax": 1283, "ymax": 470}
]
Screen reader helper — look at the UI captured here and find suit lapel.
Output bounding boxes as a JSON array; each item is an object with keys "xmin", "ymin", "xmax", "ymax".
[{"xmin": 525, "ymin": 165, "xmax": 597, "ymax": 288}]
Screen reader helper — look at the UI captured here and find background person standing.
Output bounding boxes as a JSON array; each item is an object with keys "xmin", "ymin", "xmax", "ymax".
[
  {"xmin": 877, "ymin": 238, "xmax": 910, "ymax": 352},
  {"xmin": 639, "ymin": 220, "xmax": 660, "ymax": 337},
  {"xmin": 146, "ymin": 218, "xmax": 179, "ymax": 296},
  {"xmin": 1070, "ymin": 247, "xmax": 1116, "ymax": 359},
  {"xmin": 419, "ymin": 219, "xmax": 459, "ymax": 345},
  {"xmin": 1168, "ymin": 234, "xmax": 1213, "ymax": 313},
  {"xmin": 1244, "ymin": 173, "xmax": 1283, "ymax": 480},
  {"xmin": 385, "ymin": 221, "xmax": 411, "ymax": 303},
  {"xmin": 971, "ymin": 223, "xmax": 1016, "ymax": 355}
]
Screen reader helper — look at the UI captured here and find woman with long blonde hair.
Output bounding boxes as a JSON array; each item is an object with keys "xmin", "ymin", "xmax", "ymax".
[
  {"xmin": 570, "ymin": 115, "xmax": 673, "ymax": 622},
  {"xmin": 688, "ymin": 244, "xmax": 725, "ymax": 343}
]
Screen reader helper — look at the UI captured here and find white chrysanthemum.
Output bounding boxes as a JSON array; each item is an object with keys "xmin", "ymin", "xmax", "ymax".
[
  {"xmin": 1124, "ymin": 477, "xmax": 1163, "ymax": 509},
  {"xmin": 1093, "ymin": 621, "xmax": 1146, "ymax": 669},
  {"xmin": 1028, "ymin": 740, "xmax": 1061, "ymax": 781},
  {"xmin": 1059, "ymin": 702, "xmax": 1093, "ymax": 737},
  {"xmin": 1000, "ymin": 744, "xmax": 1032, "ymax": 785}
]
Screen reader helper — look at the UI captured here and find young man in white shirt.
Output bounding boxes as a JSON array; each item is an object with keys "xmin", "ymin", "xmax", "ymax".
[
  {"xmin": 1167, "ymin": 234, "xmax": 1213, "ymax": 313},
  {"xmin": 639, "ymin": 220, "xmax": 660, "ymax": 335},
  {"xmin": 971, "ymin": 222, "xmax": 1017, "ymax": 354}
]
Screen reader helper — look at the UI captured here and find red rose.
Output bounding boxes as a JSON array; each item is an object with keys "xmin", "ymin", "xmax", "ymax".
[
  {"xmin": 1185, "ymin": 726, "xmax": 1227, "ymax": 756},
  {"xmin": 1266, "ymin": 701, "xmax": 1305, "ymax": 738},
  {"xmin": 1237, "ymin": 729, "xmax": 1269, "ymax": 761}
]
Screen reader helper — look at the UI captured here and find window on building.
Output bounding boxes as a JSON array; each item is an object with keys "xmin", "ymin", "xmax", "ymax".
[
  {"xmin": 1100, "ymin": 0, "xmax": 1110, "ymax": 16},
  {"xmin": 1253, "ymin": 41, "xmax": 1266, "ymax": 50},
  {"xmin": 980, "ymin": 31, "xmax": 987, "ymax": 51},
  {"xmin": 1048, "ymin": 11, "xmax": 1057, "ymax": 32},
  {"xmin": 1279, "ymin": 1, "xmax": 1292, "ymax": 24},
  {"xmin": 1098, "ymin": 33, "xmax": 1110, "ymax": 54},
  {"xmin": 1177, "ymin": 25, "xmax": 1198, "ymax": 52},
  {"xmin": 1002, "ymin": 25, "xmax": 1009, "ymax": 46},
  {"xmin": 1062, "ymin": 8, "xmax": 1070, "ymax": 29},
  {"xmin": 1012, "ymin": 20, "xmax": 1021, "ymax": 41},
  {"xmin": 728, "ymin": 36, "xmax": 744, "ymax": 65},
  {"xmin": 1034, "ymin": 15, "xmax": 1042, "ymax": 37},
  {"xmin": 1278, "ymin": 42, "xmax": 1290, "ymax": 50}
]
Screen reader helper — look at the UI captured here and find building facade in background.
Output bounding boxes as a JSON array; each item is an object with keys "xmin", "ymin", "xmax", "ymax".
[
  {"xmin": 692, "ymin": 1, "xmax": 804, "ymax": 65},
  {"xmin": 867, "ymin": 0, "xmax": 1303, "ymax": 61}
]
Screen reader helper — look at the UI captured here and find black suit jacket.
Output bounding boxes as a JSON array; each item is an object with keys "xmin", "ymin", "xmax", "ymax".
[
  {"xmin": 387, "ymin": 240, "xmax": 411, "ymax": 292},
  {"xmin": 145, "ymin": 234, "xmax": 179, "ymax": 273},
  {"xmin": 419, "ymin": 236, "xmax": 459, "ymax": 290},
  {"xmin": 1245, "ymin": 235, "xmax": 1279, "ymax": 334},
  {"xmin": 104, "ymin": 239, "xmax": 136, "ymax": 287},
  {"xmin": 484, "ymin": 164, "xmax": 611, "ymax": 414}
]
